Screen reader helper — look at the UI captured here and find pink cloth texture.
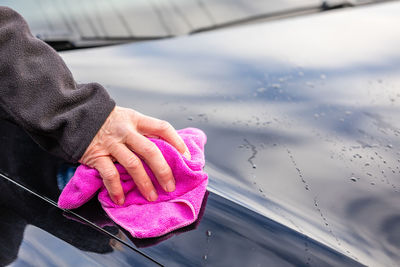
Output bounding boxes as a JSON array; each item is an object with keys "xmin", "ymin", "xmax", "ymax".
[{"xmin": 58, "ymin": 128, "xmax": 208, "ymax": 238}]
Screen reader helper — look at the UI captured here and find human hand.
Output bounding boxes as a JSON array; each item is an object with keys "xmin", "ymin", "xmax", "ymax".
[{"xmin": 79, "ymin": 106, "xmax": 190, "ymax": 205}]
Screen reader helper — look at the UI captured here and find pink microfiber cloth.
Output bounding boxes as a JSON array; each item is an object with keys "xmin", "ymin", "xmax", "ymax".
[{"xmin": 58, "ymin": 128, "xmax": 208, "ymax": 238}]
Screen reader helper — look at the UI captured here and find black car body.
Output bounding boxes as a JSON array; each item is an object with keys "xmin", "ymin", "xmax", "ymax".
[{"xmin": 1, "ymin": 1, "xmax": 399, "ymax": 266}]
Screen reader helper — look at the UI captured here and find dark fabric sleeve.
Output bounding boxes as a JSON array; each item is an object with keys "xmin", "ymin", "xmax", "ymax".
[{"xmin": 0, "ymin": 7, "xmax": 116, "ymax": 162}]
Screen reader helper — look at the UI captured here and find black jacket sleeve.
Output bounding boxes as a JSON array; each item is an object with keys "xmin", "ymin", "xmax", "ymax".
[{"xmin": 0, "ymin": 7, "xmax": 116, "ymax": 162}]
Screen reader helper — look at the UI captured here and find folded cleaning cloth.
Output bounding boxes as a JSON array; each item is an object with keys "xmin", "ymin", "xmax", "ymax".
[{"xmin": 58, "ymin": 128, "xmax": 208, "ymax": 238}]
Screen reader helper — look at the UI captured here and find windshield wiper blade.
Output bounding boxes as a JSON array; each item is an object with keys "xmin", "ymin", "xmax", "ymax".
[
  {"xmin": 189, "ymin": 4, "xmax": 322, "ymax": 35},
  {"xmin": 39, "ymin": 35, "xmax": 173, "ymax": 51},
  {"xmin": 190, "ymin": 0, "xmax": 395, "ymax": 35}
]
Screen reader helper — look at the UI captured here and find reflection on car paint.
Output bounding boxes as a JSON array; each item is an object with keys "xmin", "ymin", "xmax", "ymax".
[
  {"xmin": 0, "ymin": 120, "xmax": 363, "ymax": 266},
  {"xmin": 58, "ymin": 3, "xmax": 400, "ymax": 265}
]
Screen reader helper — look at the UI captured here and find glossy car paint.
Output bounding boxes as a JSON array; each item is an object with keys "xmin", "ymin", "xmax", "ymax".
[
  {"xmin": 60, "ymin": 2, "xmax": 400, "ymax": 266},
  {"xmin": 0, "ymin": 121, "xmax": 361, "ymax": 266},
  {"xmin": 1, "ymin": 1, "xmax": 399, "ymax": 266}
]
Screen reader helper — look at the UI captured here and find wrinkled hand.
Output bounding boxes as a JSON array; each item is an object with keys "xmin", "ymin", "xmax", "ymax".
[{"xmin": 80, "ymin": 106, "xmax": 190, "ymax": 205}]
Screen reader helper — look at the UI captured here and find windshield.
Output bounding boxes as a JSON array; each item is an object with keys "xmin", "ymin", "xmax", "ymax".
[{"xmin": 1, "ymin": 0, "xmax": 389, "ymax": 48}]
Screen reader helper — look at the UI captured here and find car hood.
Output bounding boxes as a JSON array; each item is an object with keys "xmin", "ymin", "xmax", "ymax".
[{"xmin": 59, "ymin": 2, "xmax": 400, "ymax": 266}]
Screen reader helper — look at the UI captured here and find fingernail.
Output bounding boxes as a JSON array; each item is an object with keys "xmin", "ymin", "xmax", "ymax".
[
  {"xmin": 148, "ymin": 190, "xmax": 158, "ymax": 202},
  {"xmin": 183, "ymin": 150, "xmax": 191, "ymax": 160},
  {"xmin": 166, "ymin": 180, "xmax": 175, "ymax": 192},
  {"xmin": 117, "ymin": 196, "xmax": 125, "ymax": 206}
]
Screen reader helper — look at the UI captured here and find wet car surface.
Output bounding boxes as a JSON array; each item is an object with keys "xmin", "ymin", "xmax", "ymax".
[
  {"xmin": 0, "ymin": 121, "xmax": 361, "ymax": 266},
  {"xmin": 1, "ymin": 1, "xmax": 400, "ymax": 266}
]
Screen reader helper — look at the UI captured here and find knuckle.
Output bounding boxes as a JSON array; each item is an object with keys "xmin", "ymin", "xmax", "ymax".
[
  {"xmin": 158, "ymin": 120, "xmax": 172, "ymax": 132},
  {"xmin": 137, "ymin": 179, "xmax": 153, "ymax": 191},
  {"xmin": 116, "ymin": 126, "xmax": 132, "ymax": 139},
  {"xmin": 157, "ymin": 166, "xmax": 172, "ymax": 182},
  {"xmin": 125, "ymin": 156, "xmax": 140, "ymax": 169},
  {"xmin": 142, "ymin": 143, "xmax": 157, "ymax": 156},
  {"xmin": 129, "ymin": 109, "xmax": 139, "ymax": 118},
  {"xmin": 101, "ymin": 168, "xmax": 118, "ymax": 182}
]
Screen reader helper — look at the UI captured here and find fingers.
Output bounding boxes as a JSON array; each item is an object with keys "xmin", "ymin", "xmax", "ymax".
[
  {"xmin": 137, "ymin": 115, "xmax": 190, "ymax": 159},
  {"xmin": 80, "ymin": 107, "xmax": 186, "ymax": 204},
  {"xmin": 110, "ymin": 144, "xmax": 158, "ymax": 202},
  {"xmin": 94, "ymin": 157, "xmax": 124, "ymax": 205},
  {"xmin": 126, "ymin": 133, "xmax": 176, "ymax": 194}
]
